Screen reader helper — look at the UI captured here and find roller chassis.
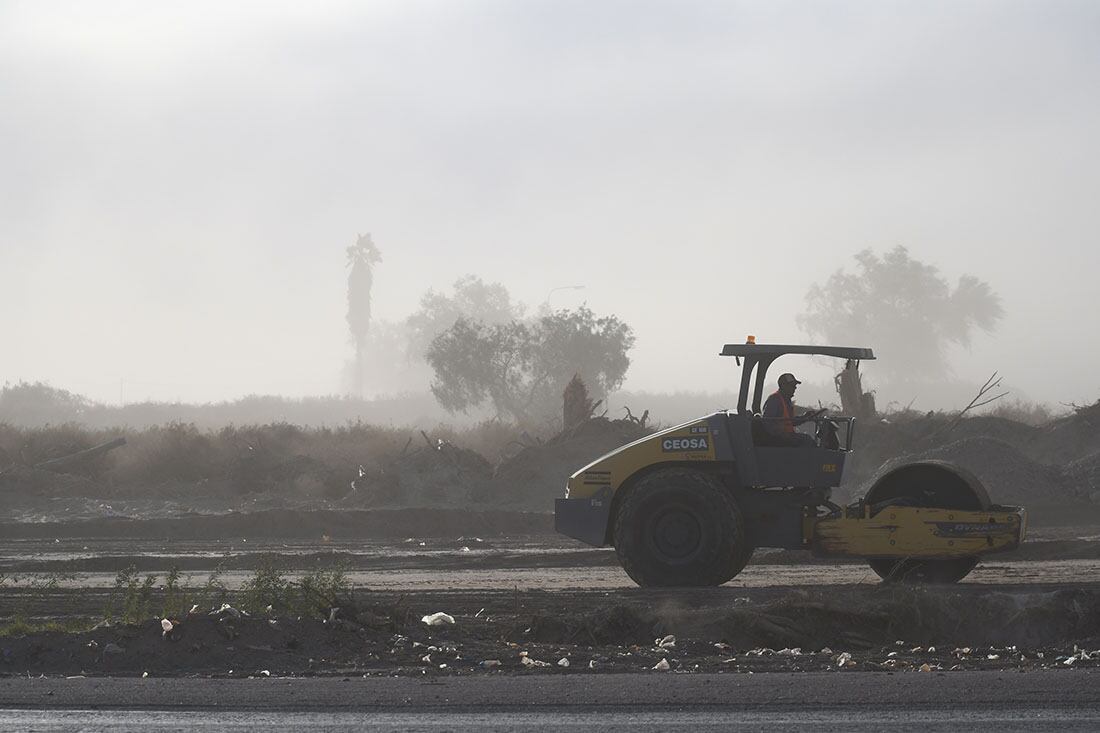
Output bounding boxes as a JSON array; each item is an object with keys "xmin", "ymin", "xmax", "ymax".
[{"xmin": 554, "ymin": 342, "xmax": 1027, "ymax": 587}]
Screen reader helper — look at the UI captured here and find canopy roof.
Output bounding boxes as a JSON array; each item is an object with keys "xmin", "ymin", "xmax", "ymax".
[{"xmin": 720, "ymin": 344, "xmax": 875, "ymax": 360}]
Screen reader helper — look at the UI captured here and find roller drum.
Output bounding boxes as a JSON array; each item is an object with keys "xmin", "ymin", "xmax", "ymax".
[{"xmin": 863, "ymin": 461, "xmax": 990, "ymax": 583}]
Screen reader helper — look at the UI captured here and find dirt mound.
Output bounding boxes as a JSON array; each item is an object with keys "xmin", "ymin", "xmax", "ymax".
[
  {"xmin": 1067, "ymin": 451, "xmax": 1100, "ymax": 502},
  {"xmin": 0, "ymin": 606, "xmax": 411, "ymax": 678},
  {"xmin": 522, "ymin": 588, "xmax": 1100, "ymax": 660},
  {"xmin": 843, "ymin": 409, "xmax": 1100, "ymax": 501},
  {"xmin": 483, "ymin": 418, "xmax": 651, "ymax": 509},
  {"xmin": 5, "ymin": 586, "xmax": 1100, "ymax": 677},
  {"xmin": 682, "ymin": 587, "xmax": 1100, "ymax": 650},
  {"xmin": 6, "ymin": 406, "xmax": 1096, "ymax": 521},
  {"xmin": 529, "ymin": 604, "xmax": 659, "ymax": 646},
  {"xmin": 0, "ymin": 466, "xmax": 101, "ymax": 498},
  {"xmin": 226, "ymin": 452, "xmax": 347, "ymax": 500},
  {"xmin": 1029, "ymin": 400, "xmax": 1100, "ymax": 464},
  {"xmin": 870, "ymin": 437, "xmax": 1084, "ymax": 505},
  {"xmin": 946, "ymin": 415, "xmax": 1041, "ymax": 447},
  {"xmin": 349, "ymin": 440, "xmax": 493, "ymax": 507}
]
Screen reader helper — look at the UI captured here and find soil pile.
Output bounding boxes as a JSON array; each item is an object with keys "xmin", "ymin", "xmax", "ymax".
[
  {"xmin": 846, "ymin": 416, "xmax": 1040, "ymax": 491},
  {"xmin": 844, "ymin": 406, "xmax": 1100, "ymax": 507},
  {"xmin": 4, "ymin": 403, "xmax": 1098, "ymax": 521},
  {"xmin": 349, "ymin": 439, "xmax": 493, "ymax": 507},
  {"xmin": 483, "ymin": 417, "xmax": 651, "ymax": 509},
  {"xmin": 5, "ymin": 586, "xmax": 1100, "ymax": 677},
  {"xmin": 225, "ymin": 452, "xmax": 345, "ymax": 500},
  {"xmin": 1028, "ymin": 400, "xmax": 1100, "ymax": 464},
  {"xmin": 0, "ymin": 611, "xmax": 409, "ymax": 678},
  {"xmin": 688, "ymin": 587, "xmax": 1100, "ymax": 650},
  {"xmin": 872, "ymin": 437, "xmax": 1082, "ymax": 505},
  {"xmin": 1066, "ymin": 451, "xmax": 1100, "ymax": 503},
  {"xmin": 529, "ymin": 604, "xmax": 658, "ymax": 646},
  {"xmin": 527, "ymin": 587, "xmax": 1100, "ymax": 653},
  {"xmin": 0, "ymin": 466, "xmax": 101, "ymax": 499}
]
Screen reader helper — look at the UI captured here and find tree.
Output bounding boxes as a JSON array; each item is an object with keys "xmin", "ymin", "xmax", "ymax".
[
  {"xmin": 797, "ymin": 246, "xmax": 1003, "ymax": 384},
  {"xmin": 405, "ymin": 275, "xmax": 524, "ymax": 360},
  {"xmin": 0, "ymin": 381, "xmax": 91, "ymax": 426},
  {"xmin": 425, "ymin": 306, "xmax": 635, "ymax": 424},
  {"xmin": 346, "ymin": 233, "xmax": 383, "ymax": 396}
]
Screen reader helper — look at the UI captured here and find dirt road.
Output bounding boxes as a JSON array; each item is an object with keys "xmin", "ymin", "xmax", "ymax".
[
  {"xmin": 3, "ymin": 672, "xmax": 1100, "ymax": 731},
  {"xmin": 4, "ymin": 532, "xmax": 1100, "ymax": 590},
  {"xmin": 5, "ymin": 513, "xmax": 1100, "ymax": 680}
]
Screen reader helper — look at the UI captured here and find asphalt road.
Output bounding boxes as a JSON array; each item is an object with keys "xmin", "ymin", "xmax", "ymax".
[{"xmin": 2, "ymin": 671, "xmax": 1099, "ymax": 731}]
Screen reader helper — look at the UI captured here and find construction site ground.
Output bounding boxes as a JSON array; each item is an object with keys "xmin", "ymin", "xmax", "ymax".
[
  {"xmin": 4, "ymin": 510, "xmax": 1100, "ymax": 679},
  {"xmin": 3, "ymin": 405, "xmax": 1100, "ymax": 681}
]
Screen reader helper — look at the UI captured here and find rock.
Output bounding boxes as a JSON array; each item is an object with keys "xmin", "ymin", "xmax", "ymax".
[{"xmin": 422, "ymin": 612, "xmax": 456, "ymax": 626}]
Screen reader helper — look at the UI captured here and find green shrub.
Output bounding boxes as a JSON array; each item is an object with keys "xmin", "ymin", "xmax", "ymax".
[
  {"xmin": 107, "ymin": 565, "xmax": 158, "ymax": 625},
  {"xmin": 239, "ymin": 556, "xmax": 291, "ymax": 615},
  {"xmin": 295, "ymin": 563, "xmax": 352, "ymax": 619}
]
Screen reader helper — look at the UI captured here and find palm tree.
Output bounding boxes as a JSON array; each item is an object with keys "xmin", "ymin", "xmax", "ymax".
[{"xmin": 346, "ymin": 233, "xmax": 382, "ymax": 396}]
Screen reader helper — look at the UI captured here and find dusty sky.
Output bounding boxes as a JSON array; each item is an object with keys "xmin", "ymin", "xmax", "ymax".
[{"xmin": 2, "ymin": 0, "xmax": 1098, "ymax": 408}]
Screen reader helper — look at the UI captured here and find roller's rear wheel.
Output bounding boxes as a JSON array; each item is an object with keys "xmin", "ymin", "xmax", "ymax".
[
  {"xmin": 863, "ymin": 461, "xmax": 989, "ymax": 584},
  {"xmin": 613, "ymin": 468, "xmax": 750, "ymax": 587}
]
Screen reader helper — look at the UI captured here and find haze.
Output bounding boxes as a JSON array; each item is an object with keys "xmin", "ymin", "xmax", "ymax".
[{"xmin": 2, "ymin": 0, "xmax": 1098, "ymax": 411}]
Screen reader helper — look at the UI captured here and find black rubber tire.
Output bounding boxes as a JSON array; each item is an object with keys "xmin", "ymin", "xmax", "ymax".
[
  {"xmin": 863, "ymin": 461, "xmax": 988, "ymax": 584},
  {"xmin": 613, "ymin": 468, "xmax": 749, "ymax": 587}
]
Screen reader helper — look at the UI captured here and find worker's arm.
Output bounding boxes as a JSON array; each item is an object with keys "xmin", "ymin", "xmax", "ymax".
[{"xmin": 794, "ymin": 408, "xmax": 826, "ymax": 426}]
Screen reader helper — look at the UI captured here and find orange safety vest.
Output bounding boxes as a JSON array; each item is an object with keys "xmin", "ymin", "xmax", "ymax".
[{"xmin": 770, "ymin": 391, "xmax": 795, "ymax": 433}]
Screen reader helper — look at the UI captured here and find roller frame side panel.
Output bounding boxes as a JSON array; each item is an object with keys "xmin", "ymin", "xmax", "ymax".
[{"xmin": 754, "ymin": 447, "xmax": 846, "ymax": 488}]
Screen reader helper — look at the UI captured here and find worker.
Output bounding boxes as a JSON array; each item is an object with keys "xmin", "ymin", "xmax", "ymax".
[{"xmin": 762, "ymin": 373, "xmax": 820, "ymax": 447}]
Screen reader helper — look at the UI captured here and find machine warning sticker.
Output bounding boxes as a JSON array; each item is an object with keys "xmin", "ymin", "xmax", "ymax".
[{"xmin": 661, "ymin": 437, "xmax": 710, "ymax": 452}]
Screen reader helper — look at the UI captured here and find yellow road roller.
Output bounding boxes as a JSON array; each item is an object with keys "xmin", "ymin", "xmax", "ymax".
[{"xmin": 554, "ymin": 342, "xmax": 1026, "ymax": 586}]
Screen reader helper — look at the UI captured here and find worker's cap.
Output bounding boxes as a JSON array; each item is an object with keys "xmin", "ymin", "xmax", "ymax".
[{"xmin": 778, "ymin": 373, "xmax": 801, "ymax": 386}]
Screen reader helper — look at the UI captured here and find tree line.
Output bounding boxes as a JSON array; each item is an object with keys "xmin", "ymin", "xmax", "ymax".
[{"xmin": 344, "ymin": 239, "xmax": 1003, "ymax": 426}]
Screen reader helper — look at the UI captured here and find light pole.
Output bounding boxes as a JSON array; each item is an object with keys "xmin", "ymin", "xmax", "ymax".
[{"xmin": 543, "ymin": 284, "xmax": 586, "ymax": 310}]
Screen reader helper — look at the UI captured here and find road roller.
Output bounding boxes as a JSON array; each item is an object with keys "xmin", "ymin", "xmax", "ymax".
[{"xmin": 554, "ymin": 342, "xmax": 1026, "ymax": 586}]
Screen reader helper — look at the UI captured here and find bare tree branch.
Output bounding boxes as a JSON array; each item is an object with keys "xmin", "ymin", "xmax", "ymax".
[{"xmin": 931, "ymin": 372, "xmax": 1009, "ymax": 438}]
